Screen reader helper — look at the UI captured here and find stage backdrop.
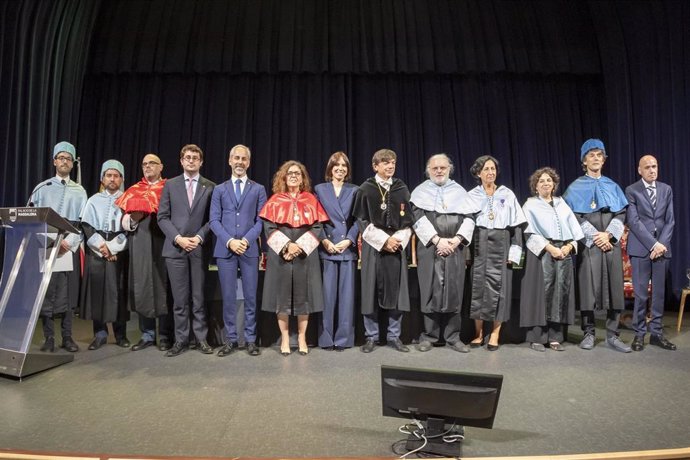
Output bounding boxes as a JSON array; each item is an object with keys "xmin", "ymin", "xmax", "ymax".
[{"xmin": 1, "ymin": 0, "xmax": 688, "ymax": 295}]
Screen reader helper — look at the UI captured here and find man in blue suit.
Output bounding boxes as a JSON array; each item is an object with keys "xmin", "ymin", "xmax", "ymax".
[
  {"xmin": 158, "ymin": 144, "xmax": 216, "ymax": 357},
  {"xmin": 625, "ymin": 155, "xmax": 676, "ymax": 351},
  {"xmin": 209, "ymin": 145, "xmax": 267, "ymax": 356}
]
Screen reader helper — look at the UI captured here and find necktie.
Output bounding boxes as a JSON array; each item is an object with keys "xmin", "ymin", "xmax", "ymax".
[
  {"xmin": 235, "ymin": 179, "xmax": 242, "ymax": 201},
  {"xmin": 187, "ymin": 178, "xmax": 195, "ymax": 207},
  {"xmin": 647, "ymin": 185, "xmax": 656, "ymax": 208}
]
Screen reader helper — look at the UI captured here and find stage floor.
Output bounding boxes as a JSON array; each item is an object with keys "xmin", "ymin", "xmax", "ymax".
[{"xmin": 1, "ymin": 313, "xmax": 689, "ymax": 458}]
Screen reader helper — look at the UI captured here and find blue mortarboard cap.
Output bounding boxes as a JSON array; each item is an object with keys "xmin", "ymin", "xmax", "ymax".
[
  {"xmin": 53, "ymin": 141, "xmax": 76, "ymax": 160},
  {"xmin": 580, "ymin": 139, "xmax": 606, "ymax": 161}
]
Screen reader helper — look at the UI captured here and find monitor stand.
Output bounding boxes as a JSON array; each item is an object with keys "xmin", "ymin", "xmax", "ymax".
[{"xmin": 405, "ymin": 418, "xmax": 464, "ymax": 457}]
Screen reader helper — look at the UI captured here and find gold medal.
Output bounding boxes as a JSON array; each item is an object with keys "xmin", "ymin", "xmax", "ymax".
[
  {"xmin": 590, "ymin": 199, "xmax": 596, "ymax": 209},
  {"xmin": 488, "ymin": 211, "xmax": 495, "ymax": 220},
  {"xmin": 400, "ymin": 203, "xmax": 405, "ymax": 217},
  {"xmin": 380, "ymin": 203, "xmax": 387, "ymax": 211}
]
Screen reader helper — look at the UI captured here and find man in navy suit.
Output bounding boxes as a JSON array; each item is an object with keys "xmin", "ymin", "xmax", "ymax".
[
  {"xmin": 625, "ymin": 155, "xmax": 676, "ymax": 351},
  {"xmin": 209, "ymin": 145, "xmax": 267, "ymax": 357},
  {"xmin": 158, "ymin": 144, "xmax": 216, "ymax": 357}
]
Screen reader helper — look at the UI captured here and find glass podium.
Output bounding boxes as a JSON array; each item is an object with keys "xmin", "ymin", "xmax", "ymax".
[{"xmin": 0, "ymin": 207, "xmax": 79, "ymax": 378}]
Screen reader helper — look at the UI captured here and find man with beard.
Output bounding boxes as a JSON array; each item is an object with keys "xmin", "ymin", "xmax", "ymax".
[
  {"xmin": 29, "ymin": 141, "xmax": 87, "ymax": 353},
  {"xmin": 410, "ymin": 154, "xmax": 479, "ymax": 353},
  {"xmin": 117, "ymin": 153, "xmax": 173, "ymax": 351},
  {"xmin": 80, "ymin": 160, "xmax": 130, "ymax": 349},
  {"xmin": 353, "ymin": 149, "xmax": 414, "ymax": 353}
]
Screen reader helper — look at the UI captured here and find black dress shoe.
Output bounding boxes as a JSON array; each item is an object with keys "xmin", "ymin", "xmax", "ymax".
[
  {"xmin": 62, "ymin": 336, "xmax": 80, "ymax": 352},
  {"xmin": 360, "ymin": 338, "xmax": 376, "ymax": 353},
  {"xmin": 334, "ymin": 345, "xmax": 346, "ymax": 352},
  {"xmin": 88, "ymin": 336, "xmax": 106, "ymax": 351},
  {"xmin": 197, "ymin": 341, "xmax": 213, "ymax": 354},
  {"xmin": 188, "ymin": 340, "xmax": 198, "ymax": 350},
  {"xmin": 650, "ymin": 335, "xmax": 677, "ymax": 351},
  {"xmin": 165, "ymin": 342, "xmax": 187, "ymax": 357},
  {"xmin": 40, "ymin": 337, "xmax": 55, "ymax": 352},
  {"xmin": 469, "ymin": 339, "xmax": 483, "ymax": 348},
  {"xmin": 116, "ymin": 337, "xmax": 131, "ymax": 348},
  {"xmin": 217, "ymin": 342, "xmax": 238, "ymax": 357},
  {"xmin": 631, "ymin": 336, "xmax": 645, "ymax": 352},
  {"xmin": 487, "ymin": 343, "xmax": 499, "ymax": 351},
  {"xmin": 131, "ymin": 339, "xmax": 154, "ymax": 351},
  {"xmin": 158, "ymin": 339, "xmax": 172, "ymax": 352},
  {"xmin": 321, "ymin": 346, "xmax": 334, "ymax": 351},
  {"xmin": 387, "ymin": 338, "xmax": 410, "ymax": 353},
  {"xmin": 246, "ymin": 343, "xmax": 261, "ymax": 356}
]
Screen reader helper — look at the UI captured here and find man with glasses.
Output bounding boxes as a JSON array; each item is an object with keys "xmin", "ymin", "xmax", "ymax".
[
  {"xmin": 28, "ymin": 141, "xmax": 87, "ymax": 352},
  {"xmin": 117, "ymin": 153, "xmax": 174, "ymax": 352},
  {"xmin": 158, "ymin": 145, "xmax": 216, "ymax": 357}
]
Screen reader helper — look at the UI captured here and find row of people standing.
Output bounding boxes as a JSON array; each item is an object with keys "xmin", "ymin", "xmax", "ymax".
[{"xmin": 30, "ymin": 139, "xmax": 675, "ymax": 356}]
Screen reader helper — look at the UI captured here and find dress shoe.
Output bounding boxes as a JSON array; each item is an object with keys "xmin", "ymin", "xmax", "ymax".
[
  {"xmin": 197, "ymin": 341, "xmax": 213, "ymax": 354},
  {"xmin": 165, "ymin": 342, "xmax": 187, "ymax": 357},
  {"xmin": 131, "ymin": 339, "xmax": 154, "ymax": 351},
  {"xmin": 486, "ymin": 343, "xmax": 499, "ymax": 352},
  {"xmin": 549, "ymin": 342, "xmax": 565, "ymax": 351},
  {"xmin": 62, "ymin": 336, "xmax": 79, "ymax": 352},
  {"xmin": 530, "ymin": 342, "xmax": 546, "ymax": 352},
  {"xmin": 158, "ymin": 339, "xmax": 172, "ymax": 352},
  {"xmin": 606, "ymin": 335, "xmax": 632, "ymax": 353},
  {"xmin": 631, "ymin": 336, "xmax": 644, "ymax": 352},
  {"xmin": 416, "ymin": 340, "xmax": 433, "ymax": 352},
  {"xmin": 88, "ymin": 336, "xmax": 107, "ymax": 350},
  {"xmin": 334, "ymin": 345, "xmax": 346, "ymax": 352},
  {"xmin": 188, "ymin": 340, "xmax": 198, "ymax": 350},
  {"xmin": 247, "ymin": 343, "xmax": 261, "ymax": 356},
  {"xmin": 360, "ymin": 338, "xmax": 376, "ymax": 353},
  {"xmin": 387, "ymin": 338, "xmax": 410, "ymax": 353},
  {"xmin": 40, "ymin": 337, "xmax": 55, "ymax": 352},
  {"xmin": 116, "ymin": 337, "xmax": 131, "ymax": 348},
  {"xmin": 448, "ymin": 341, "xmax": 471, "ymax": 353},
  {"xmin": 579, "ymin": 333, "xmax": 595, "ymax": 350},
  {"xmin": 321, "ymin": 346, "xmax": 334, "ymax": 351},
  {"xmin": 298, "ymin": 347, "xmax": 309, "ymax": 356},
  {"xmin": 469, "ymin": 338, "xmax": 483, "ymax": 348},
  {"xmin": 650, "ymin": 335, "xmax": 677, "ymax": 351},
  {"xmin": 217, "ymin": 342, "xmax": 238, "ymax": 357}
]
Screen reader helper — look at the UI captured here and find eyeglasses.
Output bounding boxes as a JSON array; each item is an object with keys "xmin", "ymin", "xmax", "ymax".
[
  {"xmin": 142, "ymin": 161, "xmax": 161, "ymax": 167},
  {"xmin": 182, "ymin": 156, "xmax": 201, "ymax": 162},
  {"xmin": 286, "ymin": 171, "xmax": 302, "ymax": 177},
  {"xmin": 55, "ymin": 156, "xmax": 73, "ymax": 163}
]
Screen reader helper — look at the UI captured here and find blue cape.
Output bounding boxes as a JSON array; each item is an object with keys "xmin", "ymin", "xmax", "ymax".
[{"xmin": 563, "ymin": 175, "xmax": 627, "ymax": 213}]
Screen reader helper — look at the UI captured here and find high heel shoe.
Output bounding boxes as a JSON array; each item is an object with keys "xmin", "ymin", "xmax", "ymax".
[
  {"xmin": 298, "ymin": 348, "xmax": 309, "ymax": 356},
  {"xmin": 280, "ymin": 347, "xmax": 291, "ymax": 357},
  {"xmin": 487, "ymin": 343, "xmax": 499, "ymax": 351},
  {"xmin": 470, "ymin": 338, "xmax": 483, "ymax": 348}
]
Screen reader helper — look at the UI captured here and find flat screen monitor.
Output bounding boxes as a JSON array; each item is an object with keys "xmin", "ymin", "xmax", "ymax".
[{"xmin": 381, "ymin": 365, "xmax": 503, "ymax": 456}]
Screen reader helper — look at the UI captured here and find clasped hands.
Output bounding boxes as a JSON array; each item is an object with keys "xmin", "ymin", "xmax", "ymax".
[
  {"xmin": 593, "ymin": 231, "xmax": 613, "ymax": 252},
  {"xmin": 177, "ymin": 235, "xmax": 201, "ymax": 252},
  {"xmin": 228, "ymin": 238, "xmax": 250, "ymax": 255},
  {"xmin": 546, "ymin": 243, "xmax": 572, "ymax": 260},
  {"xmin": 433, "ymin": 235, "xmax": 462, "ymax": 257},
  {"xmin": 282, "ymin": 242, "xmax": 304, "ymax": 261},
  {"xmin": 98, "ymin": 242, "xmax": 117, "ymax": 262},
  {"xmin": 650, "ymin": 243, "xmax": 667, "ymax": 260},
  {"xmin": 322, "ymin": 239, "xmax": 352, "ymax": 255}
]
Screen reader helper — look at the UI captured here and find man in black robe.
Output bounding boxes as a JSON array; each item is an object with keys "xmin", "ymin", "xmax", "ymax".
[
  {"xmin": 117, "ymin": 154, "xmax": 173, "ymax": 351},
  {"xmin": 410, "ymin": 154, "xmax": 479, "ymax": 352},
  {"xmin": 563, "ymin": 139, "xmax": 631, "ymax": 352},
  {"xmin": 353, "ymin": 149, "xmax": 414, "ymax": 353}
]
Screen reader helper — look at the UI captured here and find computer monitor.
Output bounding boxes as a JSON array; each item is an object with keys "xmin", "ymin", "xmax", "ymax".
[{"xmin": 381, "ymin": 365, "xmax": 503, "ymax": 456}]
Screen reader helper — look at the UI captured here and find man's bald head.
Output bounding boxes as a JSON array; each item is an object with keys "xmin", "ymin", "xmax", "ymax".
[
  {"xmin": 638, "ymin": 154, "xmax": 658, "ymax": 183},
  {"xmin": 142, "ymin": 153, "xmax": 164, "ymax": 182}
]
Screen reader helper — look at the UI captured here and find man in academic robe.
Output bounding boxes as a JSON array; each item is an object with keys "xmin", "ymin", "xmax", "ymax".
[
  {"xmin": 563, "ymin": 139, "xmax": 631, "ymax": 352},
  {"xmin": 353, "ymin": 149, "xmax": 414, "ymax": 353},
  {"xmin": 410, "ymin": 154, "xmax": 479, "ymax": 353},
  {"xmin": 29, "ymin": 141, "xmax": 87, "ymax": 353},
  {"xmin": 209, "ymin": 145, "xmax": 267, "ymax": 357},
  {"xmin": 625, "ymin": 155, "xmax": 676, "ymax": 351},
  {"xmin": 158, "ymin": 144, "xmax": 216, "ymax": 357},
  {"xmin": 80, "ymin": 160, "xmax": 130, "ymax": 350},
  {"xmin": 116, "ymin": 153, "xmax": 173, "ymax": 351}
]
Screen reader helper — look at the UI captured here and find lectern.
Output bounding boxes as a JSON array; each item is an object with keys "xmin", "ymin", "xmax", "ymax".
[{"xmin": 0, "ymin": 207, "xmax": 79, "ymax": 378}]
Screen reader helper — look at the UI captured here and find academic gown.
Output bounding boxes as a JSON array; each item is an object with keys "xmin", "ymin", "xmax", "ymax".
[
  {"xmin": 352, "ymin": 177, "xmax": 414, "ymax": 315},
  {"xmin": 467, "ymin": 185, "xmax": 526, "ymax": 322},
  {"xmin": 259, "ymin": 192, "xmax": 329, "ymax": 315}
]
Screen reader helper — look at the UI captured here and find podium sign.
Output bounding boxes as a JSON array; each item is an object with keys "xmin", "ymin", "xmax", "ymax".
[{"xmin": 0, "ymin": 207, "xmax": 78, "ymax": 378}]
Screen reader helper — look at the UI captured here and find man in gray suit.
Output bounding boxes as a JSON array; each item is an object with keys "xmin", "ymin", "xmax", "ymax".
[
  {"xmin": 625, "ymin": 154, "xmax": 676, "ymax": 351},
  {"xmin": 158, "ymin": 144, "xmax": 216, "ymax": 357}
]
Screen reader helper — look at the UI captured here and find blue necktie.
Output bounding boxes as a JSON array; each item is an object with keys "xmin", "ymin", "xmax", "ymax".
[{"xmin": 235, "ymin": 179, "xmax": 242, "ymax": 202}]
